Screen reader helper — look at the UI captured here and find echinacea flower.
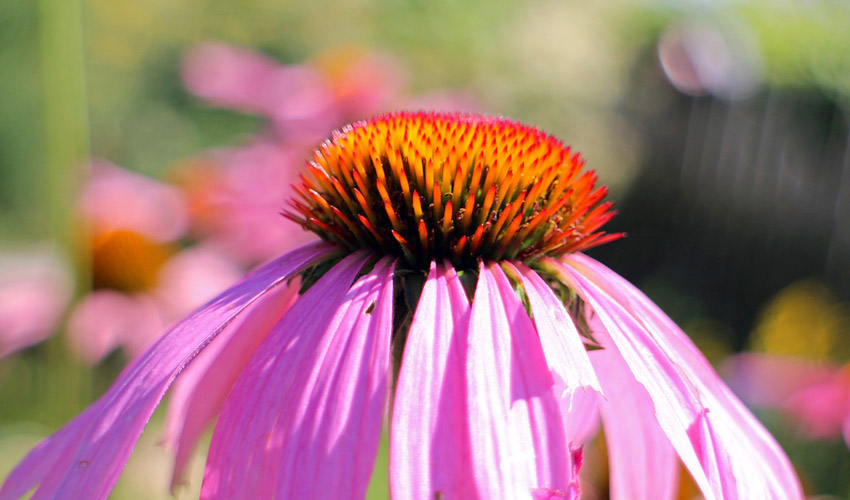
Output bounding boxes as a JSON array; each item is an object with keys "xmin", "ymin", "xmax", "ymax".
[
  {"xmin": 182, "ymin": 43, "xmax": 405, "ymax": 146},
  {"xmin": 67, "ymin": 163, "xmax": 243, "ymax": 362},
  {"xmin": 182, "ymin": 42, "xmax": 339, "ymax": 143},
  {"xmin": 723, "ymin": 280, "xmax": 850, "ymax": 449},
  {"xmin": 725, "ymin": 354, "xmax": 850, "ymax": 447},
  {"xmin": 1, "ymin": 112, "xmax": 802, "ymax": 499},
  {"xmin": 0, "ymin": 251, "xmax": 71, "ymax": 359},
  {"xmin": 172, "ymin": 141, "xmax": 319, "ymax": 265}
]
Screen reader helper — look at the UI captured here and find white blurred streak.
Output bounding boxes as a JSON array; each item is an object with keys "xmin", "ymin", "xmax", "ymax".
[{"xmin": 658, "ymin": 21, "xmax": 760, "ymax": 100}]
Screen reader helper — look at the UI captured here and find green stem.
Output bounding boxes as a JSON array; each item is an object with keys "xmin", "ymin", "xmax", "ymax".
[{"xmin": 38, "ymin": 0, "xmax": 92, "ymax": 411}]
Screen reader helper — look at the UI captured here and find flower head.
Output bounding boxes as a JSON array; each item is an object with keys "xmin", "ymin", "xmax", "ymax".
[
  {"xmin": 2, "ymin": 112, "xmax": 802, "ymax": 499},
  {"xmin": 286, "ymin": 112, "xmax": 620, "ymax": 269}
]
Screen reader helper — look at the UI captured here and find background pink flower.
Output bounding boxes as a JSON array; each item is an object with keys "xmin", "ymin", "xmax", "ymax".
[
  {"xmin": 0, "ymin": 252, "xmax": 71, "ymax": 359},
  {"xmin": 182, "ymin": 43, "xmax": 405, "ymax": 145},
  {"xmin": 724, "ymin": 354, "xmax": 850, "ymax": 446},
  {"xmin": 66, "ymin": 246, "xmax": 243, "ymax": 363},
  {"xmin": 173, "ymin": 142, "xmax": 316, "ymax": 265},
  {"xmin": 80, "ymin": 162, "xmax": 188, "ymax": 243},
  {"xmin": 176, "ymin": 43, "xmax": 477, "ymax": 267},
  {"xmin": 67, "ymin": 164, "xmax": 243, "ymax": 363},
  {"xmin": 182, "ymin": 43, "xmax": 338, "ymax": 141}
]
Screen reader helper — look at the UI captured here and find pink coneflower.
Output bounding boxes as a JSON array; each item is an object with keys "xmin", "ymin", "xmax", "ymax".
[
  {"xmin": 172, "ymin": 141, "xmax": 318, "ymax": 265},
  {"xmin": 181, "ymin": 42, "xmax": 339, "ymax": 143},
  {"xmin": 721, "ymin": 281, "xmax": 850, "ymax": 452},
  {"xmin": 0, "ymin": 251, "xmax": 71, "ymax": 359},
  {"xmin": 1, "ymin": 112, "xmax": 801, "ymax": 499},
  {"xmin": 67, "ymin": 163, "xmax": 243, "ymax": 362},
  {"xmin": 181, "ymin": 43, "xmax": 404, "ymax": 146},
  {"xmin": 725, "ymin": 354, "xmax": 850, "ymax": 447}
]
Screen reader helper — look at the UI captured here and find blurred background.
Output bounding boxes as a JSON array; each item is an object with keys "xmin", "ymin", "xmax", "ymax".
[{"xmin": 1, "ymin": 0, "xmax": 849, "ymax": 497}]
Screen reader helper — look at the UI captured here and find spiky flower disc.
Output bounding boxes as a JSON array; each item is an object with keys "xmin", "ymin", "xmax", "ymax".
[{"xmin": 286, "ymin": 111, "xmax": 621, "ymax": 270}]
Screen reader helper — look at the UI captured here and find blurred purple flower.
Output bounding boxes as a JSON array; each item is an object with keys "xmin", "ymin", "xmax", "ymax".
[
  {"xmin": 177, "ymin": 43, "xmax": 480, "ymax": 266},
  {"xmin": 724, "ymin": 354, "xmax": 850, "ymax": 446},
  {"xmin": 67, "ymin": 163, "xmax": 243, "ymax": 363},
  {"xmin": 182, "ymin": 43, "xmax": 407, "ymax": 144},
  {"xmin": 0, "ymin": 253, "xmax": 71, "ymax": 359},
  {"xmin": 178, "ymin": 43, "xmax": 413, "ymax": 264},
  {"xmin": 173, "ymin": 142, "xmax": 316, "ymax": 265},
  {"xmin": 311, "ymin": 47, "xmax": 407, "ymax": 121},
  {"xmin": 80, "ymin": 161, "xmax": 189, "ymax": 243},
  {"xmin": 182, "ymin": 42, "xmax": 338, "ymax": 142}
]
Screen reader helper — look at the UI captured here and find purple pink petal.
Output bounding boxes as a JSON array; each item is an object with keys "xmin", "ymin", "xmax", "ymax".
[
  {"xmin": 390, "ymin": 261, "xmax": 476, "ymax": 499},
  {"xmin": 464, "ymin": 262, "xmax": 577, "ymax": 498},
  {"xmin": 201, "ymin": 253, "xmax": 394, "ymax": 499},
  {"xmin": 549, "ymin": 254, "xmax": 803, "ymax": 499},
  {"xmin": 507, "ymin": 261, "xmax": 601, "ymax": 395},
  {"xmin": 0, "ymin": 242, "xmax": 334, "ymax": 500},
  {"xmin": 591, "ymin": 349, "xmax": 678, "ymax": 500},
  {"xmin": 163, "ymin": 278, "xmax": 301, "ymax": 489}
]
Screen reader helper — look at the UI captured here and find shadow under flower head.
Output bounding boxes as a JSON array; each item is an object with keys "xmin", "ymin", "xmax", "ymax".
[{"xmin": 1, "ymin": 112, "xmax": 802, "ymax": 499}]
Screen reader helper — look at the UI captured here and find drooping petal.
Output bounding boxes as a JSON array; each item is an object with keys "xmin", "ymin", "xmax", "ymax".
[
  {"xmin": 390, "ymin": 261, "xmax": 475, "ymax": 499},
  {"xmin": 687, "ymin": 407, "xmax": 738, "ymax": 498},
  {"xmin": 506, "ymin": 262, "xmax": 601, "ymax": 394},
  {"xmin": 465, "ymin": 262, "xmax": 576, "ymax": 498},
  {"xmin": 553, "ymin": 375, "xmax": 600, "ymax": 448},
  {"xmin": 0, "ymin": 405, "xmax": 97, "ymax": 500},
  {"xmin": 552, "ymin": 263, "xmax": 708, "ymax": 494},
  {"xmin": 591, "ymin": 349, "xmax": 678, "ymax": 500},
  {"xmin": 574, "ymin": 254, "xmax": 803, "ymax": 497},
  {"xmin": 0, "ymin": 242, "xmax": 335, "ymax": 500},
  {"xmin": 162, "ymin": 278, "xmax": 301, "ymax": 490},
  {"xmin": 548, "ymin": 254, "xmax": 803, "ymax": 500},
  {"xmin": 201, "ymin": 254, "xmax": 394, "ymax": 499}
]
